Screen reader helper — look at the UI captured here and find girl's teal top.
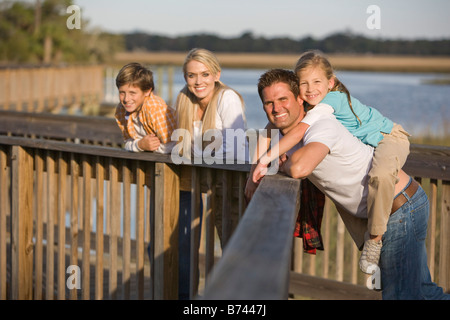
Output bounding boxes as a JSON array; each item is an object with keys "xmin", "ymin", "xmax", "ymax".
[{"xmin": 320, "ymin": 91, "xmax": 393, "ymax": 147}]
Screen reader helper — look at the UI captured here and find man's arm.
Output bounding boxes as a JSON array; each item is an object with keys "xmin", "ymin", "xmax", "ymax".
[{"xmin": 281, "ymin": 142, "xmax": 330, "ymax": 179}]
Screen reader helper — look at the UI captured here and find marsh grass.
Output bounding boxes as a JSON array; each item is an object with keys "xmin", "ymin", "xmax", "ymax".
[{"xmin": 114, "ymin": 51, "xmax": 450, "ymax": 73}]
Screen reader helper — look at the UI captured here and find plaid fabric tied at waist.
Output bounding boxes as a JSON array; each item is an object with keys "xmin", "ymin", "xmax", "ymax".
[{"xmin": 294, "ymin": 179, "xmax": 325, "ymax": 254}]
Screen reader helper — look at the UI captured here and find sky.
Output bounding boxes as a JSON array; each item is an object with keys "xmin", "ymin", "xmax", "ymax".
[{"xmin": 73, "ymin": 0, "xmax": 450, "ymax": 40}]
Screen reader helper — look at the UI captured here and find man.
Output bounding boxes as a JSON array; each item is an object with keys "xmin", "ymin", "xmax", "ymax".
[{"xmin": 246, "ymin": 68, "xmax": 449, "ymax": 300}]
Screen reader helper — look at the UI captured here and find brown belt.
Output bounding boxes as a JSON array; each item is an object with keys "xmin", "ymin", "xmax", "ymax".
[{"xmin": 391, "ymin": 179, "xmax": 420, "ymax": 214}]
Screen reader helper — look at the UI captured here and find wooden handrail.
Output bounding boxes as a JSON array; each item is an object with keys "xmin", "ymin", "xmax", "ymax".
[
  {"xmin": 0, "ymin": 66, "xmax": 103, "ymax": 114},
  {"xmin": 202, "ymin": 174, "xmax": 301, "ymax": 300},
  {"xmin": 1, "ymin": 112, "xmax": 450, "ymax": 299},
  {"xmin": 0, "ymin": 110, "xmax": 449, "ymax": 177}
]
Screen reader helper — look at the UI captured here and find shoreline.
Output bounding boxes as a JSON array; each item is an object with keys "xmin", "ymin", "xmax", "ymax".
[{"xmin": 113, "ymin": 51, "xmax": 450, "ymax": 73}]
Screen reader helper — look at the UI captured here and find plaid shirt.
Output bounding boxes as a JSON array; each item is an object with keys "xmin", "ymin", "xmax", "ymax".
[
  {"xmin": 294, "ymin": 179, "xmax": 325, "ymax": 254},
  {"xmin": 115, "ymin": 92, "xmax": 176, "ymax": 144}
]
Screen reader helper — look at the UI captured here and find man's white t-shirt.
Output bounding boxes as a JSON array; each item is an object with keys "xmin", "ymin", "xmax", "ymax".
[{"xmin": 285, "ymin": 114, "xmax": 374, "ymax": 218}]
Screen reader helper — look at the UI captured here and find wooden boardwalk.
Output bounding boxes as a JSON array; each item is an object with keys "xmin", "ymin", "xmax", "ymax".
[{"xmin": 1, "ymin": 110, "xmax": 449, "ymax": 300}]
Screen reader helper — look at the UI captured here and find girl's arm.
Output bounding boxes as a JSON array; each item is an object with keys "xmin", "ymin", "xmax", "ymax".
[
  {"xmin": 245, "ymin": 122, "xmax": 273, "ymax": 202},
  {"xmin": 259, "ymin": 121, "xmax": 310, "ymax": 165},
  {"xmin": 252, "ymin": 121, "xmax": 309, "ymax": 183},
  {"xmin": 259, "ymin": 103, "xmax": 333, "ymax": 165}
]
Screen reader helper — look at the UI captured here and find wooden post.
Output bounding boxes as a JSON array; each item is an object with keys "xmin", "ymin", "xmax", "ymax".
[
  {"xmin": 11, "ymin": 146, "xmax": 34, "ymax": 300},
  {"xmin": 153, "ymin": 163, "xmax": 180, "ymax": 300},
  {"xmin": 190, "ymin": 166, "xmax": 201, "ymax": 298},
  {"xmin": 0, "ymin": 147, "xmax": 8, "ymax": 299},
  {"xmin": 439, "ymin": 180, "xmax": 450, "ymax": 292}
]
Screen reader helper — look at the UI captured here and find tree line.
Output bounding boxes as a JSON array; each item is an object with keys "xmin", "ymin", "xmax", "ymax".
[
  {"xmin": 0, "ymin": 0, "xmax": 123, "ymax": 65},
  {"xmin": 1, "ymin": 0, "xmax": 449, "ymax": 66},
  {"xmin": 124, "ymin": 31, "xmax": 450, "ymax": 56}
]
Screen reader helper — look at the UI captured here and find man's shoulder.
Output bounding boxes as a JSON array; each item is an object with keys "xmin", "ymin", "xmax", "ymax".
[
  {"xmin": 304, "ymin": 114, "xmax": 343, "ymax": 145},
  {"xmin": 309, "ymin": 114, "xmax": 341, "ymax": 130}
]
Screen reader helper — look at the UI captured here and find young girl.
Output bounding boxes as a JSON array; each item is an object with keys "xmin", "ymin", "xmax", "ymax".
[{"xmin": 253, "ymin": 50, "xmax": 410, "ymax": 273}]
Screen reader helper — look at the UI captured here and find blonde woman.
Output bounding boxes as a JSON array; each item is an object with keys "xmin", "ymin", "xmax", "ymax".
[
  {"xmin": 174, "ymin": 48, "xmax": 248, "ymax": 298},
  {"xmin": 174, "ymin": 48, "xmax": 248, "ymax": 162}
]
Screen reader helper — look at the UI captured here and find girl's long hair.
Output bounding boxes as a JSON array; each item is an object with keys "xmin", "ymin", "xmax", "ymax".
[{"xmin": 294, "ymin": 50, "xmax": 362, "ymax": 126}]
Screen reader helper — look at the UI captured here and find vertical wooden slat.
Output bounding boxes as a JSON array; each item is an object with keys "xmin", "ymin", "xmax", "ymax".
[
  {"xmin": 82, "ymin": 156, "xmax": 92, "ymax": 299},
  {"xmin": 122, "ymin": 161, "xmax": 131, "ymax": 299},
  {"xmin": 321, "ymin": 197, "xmax": 331, "ymax": 279},
  {"xmin": 308, "ymin": 254, "xmax": 316, "ymax": 276},
  {"xmin": 439, "ymin": 180, "xmax": 450, "ymax": 292},
  {"xmin": 34, "ymin": 150, "xmax": 44, "ymax": 299},
  {"xmin": 46, "ymin": 151, "xmax": 56, "ymax": 300},
  {"xmin": 190, "ymin": 166, "xmax": 201, "ymax": 299},
  {"xmin": 292, "ymin": 237, "xmax": 303, "ymax": 274},
  {"xmin": 351, "ymin": 244, "xmax": 358, "ymax": 284},
  {"xmin": 148, "ymin": 162, "xmax": 156, "ymax": 300},
  {"xmin": 16, "ymin": 70, "xmax": 23, "ymax": 111},
  {"xmin": 11, "ymin": 146, "xmax": 34, "ymax": 300},
  {"xmin": 221, "ymin": 170, "xmax": 233, "ymax": 247},
  {"xmin": 154, "ymin": 162, "xmax": 180, "ymax": 300},
  {"xmin": 136, "ymin": 161, "xmax": 145, "ymax": 299},
  {"xmin": 135, "ymin": 162, "xmax": 145, "ymax": 299},
  {"xmin": 4, "ymin": 69, "xmax": 11, "ymax": 110},
  {"xmin": 69, "ymin": 154, "xmax": 79, "ymax": 300},
  {"xmin": 336, "ymin": 214, "xmax": 345, "ymax": 282},
  {"xmin": 204, "ymin": 168, "xmax": 216, "ymax": 281},
  {"xmin": 95, "ymin": 158, "xmax": 104, "ymax": 300},
  {"xmin": 0, "ymin": 146, "xmax": 9, "ymax": 299},
  {"xmin": 427, "ymin": 179, "xmax": 438, "ymax": 279},
  {"xmin": 109, "ymin": 158, "xmax": 119, "ymax": 299},
  {"xmin": 57, "ymin": 153, "xmax": 67, "ymax": 299}
]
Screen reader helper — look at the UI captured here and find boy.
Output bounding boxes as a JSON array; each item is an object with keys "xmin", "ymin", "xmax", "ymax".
[{"xmin": 114, "ymin": 62, "xmax": 176, "ymax": 153}]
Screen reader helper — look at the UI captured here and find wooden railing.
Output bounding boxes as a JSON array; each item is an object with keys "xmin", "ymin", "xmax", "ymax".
[
  {"xmin": 1, "ymin": 111, "xmax": 449, "ymax": 299},
  {"xmin": 0, "ymin": 66, "xmax": 104, "ymax": 115},
  {"xmin": 0, "ymin": 110, "xmax": 122, "ymax": 147},
  {"xmin": 0, "ymin": 135, "xmax": 248, "ymax": 300},
  {"xmin": 202, "ymin": 174, "xmax": 300, "ymax": 299}
]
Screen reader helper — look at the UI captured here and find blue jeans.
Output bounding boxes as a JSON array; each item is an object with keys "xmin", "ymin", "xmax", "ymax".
[
  {"xmin": 147, "ymin": 191, "xmax": 202, "ymax": 300},
  {"xmin": 178, "ymin": 191, "xmax": 202, "ymax": 300},
  {"xmin": 380, "ymin": 178, "xmax": 450, "ymax": 300}
]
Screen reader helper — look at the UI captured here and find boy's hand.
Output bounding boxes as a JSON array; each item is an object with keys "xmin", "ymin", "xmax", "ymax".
[{"xmin": 138, "ymin": 134, "xmax": 161, "ymax": 151}]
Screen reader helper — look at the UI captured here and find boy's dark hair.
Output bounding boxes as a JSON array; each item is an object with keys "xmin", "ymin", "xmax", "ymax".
[
  {"xmin": 115, "ymin": 62, "xmax": 155, "ymax": 92},
  {"xmin": 257, "ymin": 69, "xmax": 300, "ymax": 102}
]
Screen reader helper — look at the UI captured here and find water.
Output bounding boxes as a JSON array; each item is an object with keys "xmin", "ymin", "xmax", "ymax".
[
  {"xmin": 99, "ymin": 67, "xmax": 450, "ymax": 240},
  {"xmin": 154, "ymin": 68, "xmax": 450, "ymax": 137}
]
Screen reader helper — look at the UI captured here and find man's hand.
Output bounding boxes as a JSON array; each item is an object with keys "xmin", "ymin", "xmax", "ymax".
[{"xmin": 138, "ymin": 134, "xmax": 161, "ymax": 151}]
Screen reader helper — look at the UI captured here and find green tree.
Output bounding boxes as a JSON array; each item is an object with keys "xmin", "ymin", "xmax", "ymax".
[{"xmin": 0, "ymin": 0, "xmax": 123, "ymax": 64}]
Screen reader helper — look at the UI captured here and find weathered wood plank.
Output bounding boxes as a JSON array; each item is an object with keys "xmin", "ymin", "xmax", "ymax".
[
  {"xmin": 154, "ymin": 163, "xmax": 180, "ymax": 300},
  {"xmin": 11, "ymin": 146, "xmax": 34, "ymax": 300},
  {"xmin": 439, "ymin": 181, "xmax": 450, "ymax": 292},
  {"xmin": 289, "ymin": 272, "xmax": 381, "ymax": 300},
  {"xmin": 202, "ymin": 174, "xmax": 301, "ymax": 300},
  {"xmin": 0, "ymin": 135, "xmax": 252, "ymax": 172}
]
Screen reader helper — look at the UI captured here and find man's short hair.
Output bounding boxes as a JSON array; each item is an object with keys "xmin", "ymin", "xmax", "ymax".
[
  {"xmin": 116, "ymin": 62, "xmax": 155, "ymax": 92},
  {"xmin": 257, "ymin": 69, "xmax": 300, "ymax": 102}
]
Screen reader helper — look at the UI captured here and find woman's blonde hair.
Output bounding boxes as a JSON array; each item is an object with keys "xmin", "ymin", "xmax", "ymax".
[
  {"xmin": 175, "ymin": 48, "xmax": 244, "ymax": 157},
  {"xmin": 294, "ymin": 50, "xmax": 361, "ymax": 125}
]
